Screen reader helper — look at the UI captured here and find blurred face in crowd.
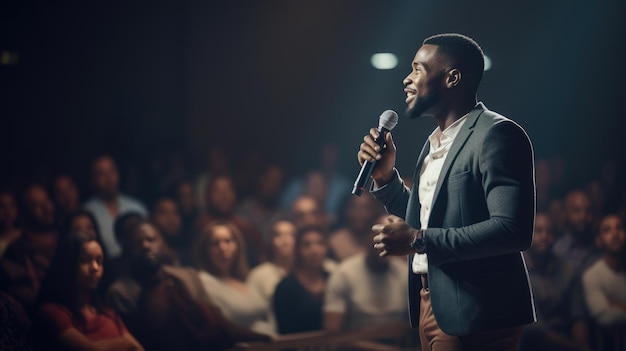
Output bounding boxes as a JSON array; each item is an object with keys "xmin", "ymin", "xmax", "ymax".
[
  {"xmin": 258, "ymin": 165, "xmax": 284, "ymax": 205},
  {"xmin": 76, "ymin": 240, "xmax": 104, "ymax": 292},
  {"xmin": 70, "ymin": 214, "xmax": 98, "ymax": 237},
  {"xmin": 0, "ymin": 192, "xmax": 18, "ymax": 230},
  {"xmin": 302, "ymin": 171, "xmax": 328, "ymax": 205},
  {"xmin": 151, "ymin": 198, "xmax": 182, "ymax": 238},
  {"xmin": 53, "ymin": 175, "xmax": 80, "ymax": 214},
  {"xmin": 346, "ymin": 193, "xmax": 381, "ymax": 233},
  {"xmin": 531, "ymin": 213, "xmax": 554, "ymax": 255},
  {"xmin": 177, "ymin": 181, "xmax": 196, "ymax": 217},
  {"xmin": 130, "ymin": 222, "xmax": 166, "ymax": 269},
  {"xmin": 597, "ymin": 215, "xmax": 625, "ymax": 254},
  {"xmin": 548, "ymin": 198, "xmax": 566, "ymax": 233},
  {"xmin": 206, "ymin": 176, "xmax": 237, "ymax": 216},
  {"xmin": 565, "ymin": 190, "xmax": 593, "ymax": 236},
  {"xmin": 23, "ymin": 185, "xmax": 55, "ymax": 230},
  {"xmin": 297, "ymin": 229, "xmax": 327, "ymax": 270},
  {"xmin": 291, "ymin": 196, "xmax": 326, "ymax": 229},
  {"xmin": 91, "ymin": 156, "xmax": 120, "ymax": 200},
  {"xmin": 271, "ymin": 220, "xmax": 296, "ymax": 261},
  {"xmin": 206, "ymin": 224, "xmax": 239, "ymax": 277}
]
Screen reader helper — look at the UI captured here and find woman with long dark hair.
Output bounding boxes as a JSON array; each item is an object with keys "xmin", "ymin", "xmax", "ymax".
[{"xmin": 34, "ymin": 230, "xmax": 143, "ymax": 351}]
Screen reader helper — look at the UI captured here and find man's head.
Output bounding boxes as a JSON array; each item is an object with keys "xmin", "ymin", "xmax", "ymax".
[
  {"xmin": 21, "ymin": 184, "xmax": 56, "ymax": 231},
  {"xmin": 91, "ymin": 155, "xmax": 120, "ymax": 200},
  {"xmin": 205, "ymin": 173, "xmax": 237, "ymax": 217},
  {"xmin": 564, "ymin": 190, "xmax": 594, "ymax": 239},
  {"xmin": 52, "ymin": 174, "xmax": 80, "ymax": 215},
  {"xmin": 404, "ymin": 33, "xmax": 484, "ymax": 119},
  {"xmin": 150, "ymin": 196, "xmax": 182, "ymax": 239},
  {"xmin": 290, "ymin": 195, "xmax": 327, "ymax": 229},
  {"xmin": 530, "ymin": 212, "xmax": 554, "ymax": 256},
  {"xmin": 127, "ymin": 220, "xmax": 167, "ymax": 270},
  {"xmin": 596, "ymin": 214, "xmax": 625, "ymax": 255}
]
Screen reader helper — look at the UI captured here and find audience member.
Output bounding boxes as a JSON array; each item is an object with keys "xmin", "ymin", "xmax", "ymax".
[
  {"xmin": 63, "ymin": 210, "xmax": 100, "ymax": 241},
  {"xmin": 553, "ymin": 189, "xmax": 601, "ymax": 272},
  {"xmin": 280, "ymin": 143, "xmax": 351, "ymax": 217},
  {"xmin": 0, "ymin": 190, "xmax": 21, "ymax": 259},
  {"xmin": 0, "ymin": 184, "xmax": 58, "ymax": 312},
  {"xmin": 195, "ymin": 173, "xmax": 265, "ymax": 267},
  {"xmin": 194, "ymin": 145, "xmax": 231, "ymax": 212},
  {"xmin": 107, "ymin": 220, "xmax": 271, "ymax": 351},
  {"xmin": 329, "ymin": 193, "xmax": 384, "ymax": 261},
  {"xmin": 290, "ymin": 195, "xmax": 328, "ymax": 230},
  {"xmin": 582, "ymin": 214, "xmax": 626, "ymax": 328},
  {"xmin": 149, "ymin": 195, "xmax": 191, "ymax": 265},
  {"xmin": 236, "ymin": 163, "xmax": 285, "ymax": 241},
  {"xmin": 83, "ymin": 155, "xmax": 147, "ymax": 260},
  {"xmin": 34, "ymin": 230, "xmax": 143, "ymax": 351},
  {"xmin": 324, "ymin": 214, "xmax": 408, "ymax": 333},
  {"xmin": 194, "ymin": 220, "xmax": 274, "ymax": 334},
  {"xmin": 0, "ymin": 290, "xmax": 32, "ymax": 351},
  {"xmin": 548, "ymin": 197, "xmax": 567, "ymax": 239},
  {"xmin": 273, "ymin": 225, "xmax": 331, "ymax": 334},
  {"xmin": 552, "ymin": 190, "xmax": 601, "ymax": 349},
  {"xmin": 520, "ymin": 213, "xmax": 586, "ymax": 351},
  {"xmin": 174, "ymin": 178, "xmax": 199, "ymax": 243},
  {"xmin": 51, "ymin": 174, "xmax": 81, "ymax": 225},
  {"xmin": 247, "ymin": 217, "xmax": 296, "ymax": 307}
]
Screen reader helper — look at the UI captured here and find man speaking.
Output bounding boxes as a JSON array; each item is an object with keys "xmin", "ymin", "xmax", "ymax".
[{"xmin": 359, "ymin": 33, "xmax": 536, "ymax": 351}]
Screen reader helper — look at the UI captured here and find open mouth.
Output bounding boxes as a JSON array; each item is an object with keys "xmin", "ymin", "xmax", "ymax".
[{"xmin": 404, "ymin": 88, "xmax": 416, "ymax": 104}]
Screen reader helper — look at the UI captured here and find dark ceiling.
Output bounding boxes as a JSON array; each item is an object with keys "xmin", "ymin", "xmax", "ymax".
[{"xmin": 1, "ymin": 0, "xmax": 625, "ymax": 189}]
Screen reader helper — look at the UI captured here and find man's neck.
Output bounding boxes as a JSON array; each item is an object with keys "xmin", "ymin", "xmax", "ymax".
[{"xmin": 434, "ymin": 97, "xmax": 477, "ymax": 131}]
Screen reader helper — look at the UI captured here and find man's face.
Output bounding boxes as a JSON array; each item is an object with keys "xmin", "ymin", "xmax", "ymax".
[
  {"xmin": 207, "ymin": 177, "xmax": 236, "ymax": 215},
  {"xmin": 23, "ymin": 186, "xmax": 55, "ymax": 229},
  {"xmin": 598, "ymin": 215, "xmax": 625, "ymax": 254},
  {"xmin": 403, "ymin": 44, "xmax": 446, "ymax": 119},
  {"xmin": 151, "ymin": 199, "xmax": 182, "ymax": 238},
  {"xmin": 53, "ymin": 175, "xmax": 80, "ymax": 213},
  {"xmin": 130, "ymin": 223, "xmax": 165, "ymax": 268},
  {"xmin": 565, "ymin": 192, "xmax": 593, "ymax": 235},
  {"xmin": 92, "ymin": 157, "xmax": 119, "ymax": 199},
  {"xmin": 531, "ymin": 214, "xmax": 554, "ymax": 254},
  {"xmin": 291, "ymin": 197, "xmax": 326, "ymax": 229}
]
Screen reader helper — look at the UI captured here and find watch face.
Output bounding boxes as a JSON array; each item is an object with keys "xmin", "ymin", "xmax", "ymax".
[{"xmin": 412, "ymin": 237, "xmax": 426, "ymax": 252}]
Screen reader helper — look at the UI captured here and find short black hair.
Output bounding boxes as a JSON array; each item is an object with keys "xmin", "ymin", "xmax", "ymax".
[{"xmin": 423, "ymin": 33, "xmax": 485, "ymax": 91}]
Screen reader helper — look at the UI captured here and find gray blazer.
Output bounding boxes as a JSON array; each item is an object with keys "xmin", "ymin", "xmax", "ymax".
[{"xmin": 372, "ymin": 103, "xmax": 536, "ymax": 336}]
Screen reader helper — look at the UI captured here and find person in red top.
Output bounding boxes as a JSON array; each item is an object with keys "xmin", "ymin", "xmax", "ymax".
[{"xmin": 34, "ymin": 230, "xmax": 143, "ymax": 351}]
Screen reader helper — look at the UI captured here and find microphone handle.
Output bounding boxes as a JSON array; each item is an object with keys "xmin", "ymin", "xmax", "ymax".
[{"xmin": 352, "ymin": 127, "xmax": 389, "ymax": 196}]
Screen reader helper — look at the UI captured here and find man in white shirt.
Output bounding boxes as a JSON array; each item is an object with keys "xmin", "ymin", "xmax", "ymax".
[
  {"xmin": 359, "ymin": 33, "xmax": 536, "ymax": 351},
  {"xmin": 83, "ymin": 155, "xmax": 147, "ymax": 259}
]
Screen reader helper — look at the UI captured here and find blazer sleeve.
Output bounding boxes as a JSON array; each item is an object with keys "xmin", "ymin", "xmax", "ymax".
[
  {"xmin": 424, "ymin": 120, "xmax": 535, "ymax": 265},
  {"xmin": 370, "ymin": 168, "xmax": 411, "ymax": 220}
]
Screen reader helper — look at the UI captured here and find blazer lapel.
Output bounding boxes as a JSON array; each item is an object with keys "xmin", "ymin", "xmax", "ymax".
[
  {"xmin": 406, "ymin": 140, "xmax": 430, "ymax": 229},
  {"xmin": 429, "ymin": 104, "xmax": 485, "ymax": 219}
]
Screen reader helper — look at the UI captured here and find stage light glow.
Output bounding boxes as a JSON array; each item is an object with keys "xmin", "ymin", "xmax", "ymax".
[{"xmin": 371, "ymin": 53, "xmax": 398, "ymax": 70}]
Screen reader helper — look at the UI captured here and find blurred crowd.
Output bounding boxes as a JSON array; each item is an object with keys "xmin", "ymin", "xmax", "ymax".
[{"xmin": 0, "ymin": 143, "xmax": 624, "ymax": 351}]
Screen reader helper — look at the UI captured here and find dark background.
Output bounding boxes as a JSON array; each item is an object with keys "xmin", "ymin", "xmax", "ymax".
[{"xmin": 2, "ymin": 0, "xmax": 625, "ymax": 195}]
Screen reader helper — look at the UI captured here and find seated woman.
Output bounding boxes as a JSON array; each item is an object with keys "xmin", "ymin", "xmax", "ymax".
[
  {"xmin": 247, "ymin": 217, "xmax": 297, "ymax": 305},
  {"xmin": 273, "ymin": 225, "xmax": 331, "ymax": 334},
  {"xmin": 34, "ymin": 230, "xmax": 143, "ymax": 351},
  {"xmin": 194, "ymin": 220, "xmax": 274, "ymax": 334}
]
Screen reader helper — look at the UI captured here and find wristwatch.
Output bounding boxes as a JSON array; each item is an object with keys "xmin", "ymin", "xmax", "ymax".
[{"xmin": 411, "ymin": 230, "xmax": 426, "ymax": 253}]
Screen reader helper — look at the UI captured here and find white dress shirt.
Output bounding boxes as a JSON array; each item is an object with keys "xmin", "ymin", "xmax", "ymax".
[{"xmin": 412, "ymin": 115, "xmax": 468, "ymax": 274}]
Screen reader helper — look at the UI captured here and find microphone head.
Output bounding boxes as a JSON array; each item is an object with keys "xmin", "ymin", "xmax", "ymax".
[{"xmin": 378, "ymin": 110, "xmax": 398, "ymax": 131}]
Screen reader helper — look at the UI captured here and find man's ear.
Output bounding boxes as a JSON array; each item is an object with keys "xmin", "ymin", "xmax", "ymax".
[{"xmin": 446, "ymin": 69, "xmax": 461, "ymax": 88}]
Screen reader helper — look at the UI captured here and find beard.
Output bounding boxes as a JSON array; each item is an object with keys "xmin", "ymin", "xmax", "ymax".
[{"xmin": 405, "ymin": 89, "xmax": 440, "ymax": 120}]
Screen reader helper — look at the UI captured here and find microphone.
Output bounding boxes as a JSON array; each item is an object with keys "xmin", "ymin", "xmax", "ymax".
[{"xmin": 352, "ymin": 110, "xmax": 398, "ymax": 196}]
